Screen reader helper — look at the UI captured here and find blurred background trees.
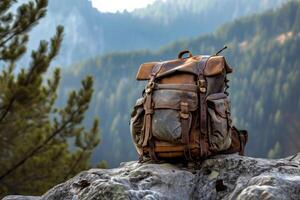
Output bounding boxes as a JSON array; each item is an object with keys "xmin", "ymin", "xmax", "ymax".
[{"xmin": 0, "ymin": 0, "xmax": 102, "ymax": 197}]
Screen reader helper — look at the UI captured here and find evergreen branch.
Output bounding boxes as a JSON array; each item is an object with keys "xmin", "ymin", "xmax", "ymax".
[
  {"xmin": 0, "ymin": 26, "xmax": 63, "ymax": 123},
  {"xmin": 0, "ymin": 75, "xmax": 94, "ymax": 181},
  {"xmin": 0, "ymin": 94, "xmax": 17, "ymax": 123},
  {"xmin": 0, "ymin": 28, "xmax": 25, "ymax": 47},
  {"xmin": 0, "ymin": 0, "xmax": 47, "ymax": 47},
  {"xmin": 0, "ymin": 108, "xmax": 81, "ymax": 182},
  {"xmin": 0, "ymin": 0, "xmax": 17, "ymax": 14}
]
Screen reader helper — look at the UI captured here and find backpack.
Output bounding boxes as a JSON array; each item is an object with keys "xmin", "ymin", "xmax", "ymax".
[{"xmin": 130, "ymin": 49, "xmax": 248, "ymax": 162}]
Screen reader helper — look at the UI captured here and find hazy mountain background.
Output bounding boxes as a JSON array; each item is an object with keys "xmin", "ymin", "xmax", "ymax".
[
  {"xmin": 21, "ymin": 0, "xmax": 285, "ymax": 65},
  {"xmin": 18, "ymin": 0, "xmax": 300, "ymax": 167},
  {"xmin": 60, "ymin": 0, "xmax": 300, "ymax": 167}
]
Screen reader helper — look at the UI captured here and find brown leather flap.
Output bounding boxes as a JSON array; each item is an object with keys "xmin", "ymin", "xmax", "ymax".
[{"xmin": 136, "ymin": 55, "xmax": 233, "ymax": 80}]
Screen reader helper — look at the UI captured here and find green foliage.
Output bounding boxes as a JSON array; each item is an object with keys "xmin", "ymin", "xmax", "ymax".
[
  {"xmin": 62, "ymin": 0, "xmax": 300, "ymax": 167},
  {"xmin": 0, "ymin": 0, "xmax": 101, "ymax": 197}
]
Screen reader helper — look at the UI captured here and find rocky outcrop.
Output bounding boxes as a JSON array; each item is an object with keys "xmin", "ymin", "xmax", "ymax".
[{"xmin": 4, "ymin": 153, "xmax": 300, "ymax": 200}]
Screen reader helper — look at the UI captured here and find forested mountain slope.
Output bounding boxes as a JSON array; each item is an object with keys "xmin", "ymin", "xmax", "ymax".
[
  {"xmin": 62, "ymin": 0, "xmax": 300, "ymax": 167},
  {"xmin": 22, "ymin": 0, "xmax": 284, "ymax": 65}
]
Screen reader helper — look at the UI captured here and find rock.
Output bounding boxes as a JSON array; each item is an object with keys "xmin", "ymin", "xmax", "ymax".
[
  {"xmin": 3, "ymin": 153, "xmax": 300, "ymax": 200},
  {"xmin": 2, "ymin": 196, "xmax": 40, "ymax": 200}
]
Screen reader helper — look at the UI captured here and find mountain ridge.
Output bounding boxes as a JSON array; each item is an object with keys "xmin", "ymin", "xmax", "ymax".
[{"xmin": 20, "ymin": 0, "xmax": 286, "ymax": 65}]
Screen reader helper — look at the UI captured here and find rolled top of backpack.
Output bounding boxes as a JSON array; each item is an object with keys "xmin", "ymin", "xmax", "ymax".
[{"xmin": 136, "ymin": 52, "xmax": 233, "ymax": 81}]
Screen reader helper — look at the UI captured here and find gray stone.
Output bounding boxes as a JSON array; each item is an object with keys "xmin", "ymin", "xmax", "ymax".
[
  {"xmin": 2, "ymin": 196, "xmax": 40, "ymax": 200},
  {"xmin": 3, "ymin": 153, "xmax": 300, "ymax": 200}
]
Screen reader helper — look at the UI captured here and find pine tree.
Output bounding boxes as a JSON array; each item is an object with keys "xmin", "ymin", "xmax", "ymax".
[{"xmin": 0, "ymin": 0, "xmax": 102, "ymax": 196}]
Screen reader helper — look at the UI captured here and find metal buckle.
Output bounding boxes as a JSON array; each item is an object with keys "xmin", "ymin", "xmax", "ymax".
[
  {"xmin": 198, "ymin": 79, "xmax": 207, "ymax": 93},
  {"xmin": 180, "ymin": 102, "xmax": 189, "ymax": 119},
  {"xmin": 145, "ymin": 82, "xmax": 155, "ymax": 94}
]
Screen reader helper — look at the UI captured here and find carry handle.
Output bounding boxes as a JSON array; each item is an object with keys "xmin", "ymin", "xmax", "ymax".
[{"xmin": 178, "ymin": 50, "xmax": 193, "ymax": 59}]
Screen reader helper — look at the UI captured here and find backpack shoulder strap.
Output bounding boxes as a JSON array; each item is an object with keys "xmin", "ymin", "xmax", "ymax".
[
  {"xmin": 197, "ymin": 56, "xmax": 211, "ymax": 157},
  {"xmin": 142, "ymin": 63, "xmax": 163, "ymax": 160}
]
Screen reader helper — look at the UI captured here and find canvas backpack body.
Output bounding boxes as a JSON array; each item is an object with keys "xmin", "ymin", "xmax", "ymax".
[{"xmin": 130, "ymin": 50, "xmax": 248, "ymax": 161}]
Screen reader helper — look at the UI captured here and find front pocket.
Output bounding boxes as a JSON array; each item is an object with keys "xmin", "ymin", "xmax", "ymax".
[
  {"xmin": 207, "ymin": 93, "xmax": 232, "ymax": 151},
  {"xmin": 152, "ymin": 109, "xmax": 183, "ymax": 142},
  {"xmin": 130, "ymin": 98, "xmax": 145, "ymax": 146},
  {"xmin": 151, "ymin": 87, "xmax": 197, "ymax": 143}
]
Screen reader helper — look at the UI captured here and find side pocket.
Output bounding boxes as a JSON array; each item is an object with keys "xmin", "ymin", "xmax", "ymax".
[
  {"xmin": 207, "ymin": 93, "xmax": 232, "ymax": 151},
  {"xmin": 130, "ymin": 98, "xmax": 145, "ymax": 147},
  {"xmin": 221, "ymin": 127, "xmax": 248, "ymax": 155}
]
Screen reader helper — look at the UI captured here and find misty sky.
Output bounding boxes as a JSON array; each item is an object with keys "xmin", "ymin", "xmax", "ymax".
[{"xmin": 90, "ymin": 0, "xmax": 158, "ymax": 12}]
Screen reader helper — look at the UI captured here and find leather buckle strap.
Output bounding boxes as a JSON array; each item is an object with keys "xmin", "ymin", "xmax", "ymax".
[
  {"xmin": 145, "ymin": 109, "xmax": 153, "ymax": 115},
  {"xmin": 142, "ymin": 95, "xmax": 153, "ymax": 147},
  {"xmin": 180, "ymin": 101, "xmax": 189, "ymax": 144},
  {"xmin": 142, "ymin": 63, "xmax": 163, "ymax": 148},
  {"xmin": 197, "ymin": 56, "xmax": 210, "ymax": 157},
  {"xmin": 151, "ymin": 63, "xmax": 164, "ymax": 77},
  {"xmin": 180, "ymin": 101, "xmax": 193, "ymax": 161}
]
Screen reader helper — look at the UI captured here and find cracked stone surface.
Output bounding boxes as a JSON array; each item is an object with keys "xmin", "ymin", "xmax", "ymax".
[{"xmin": 3, "ymin": 153, "xmax": 300, "ymax": 200}]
